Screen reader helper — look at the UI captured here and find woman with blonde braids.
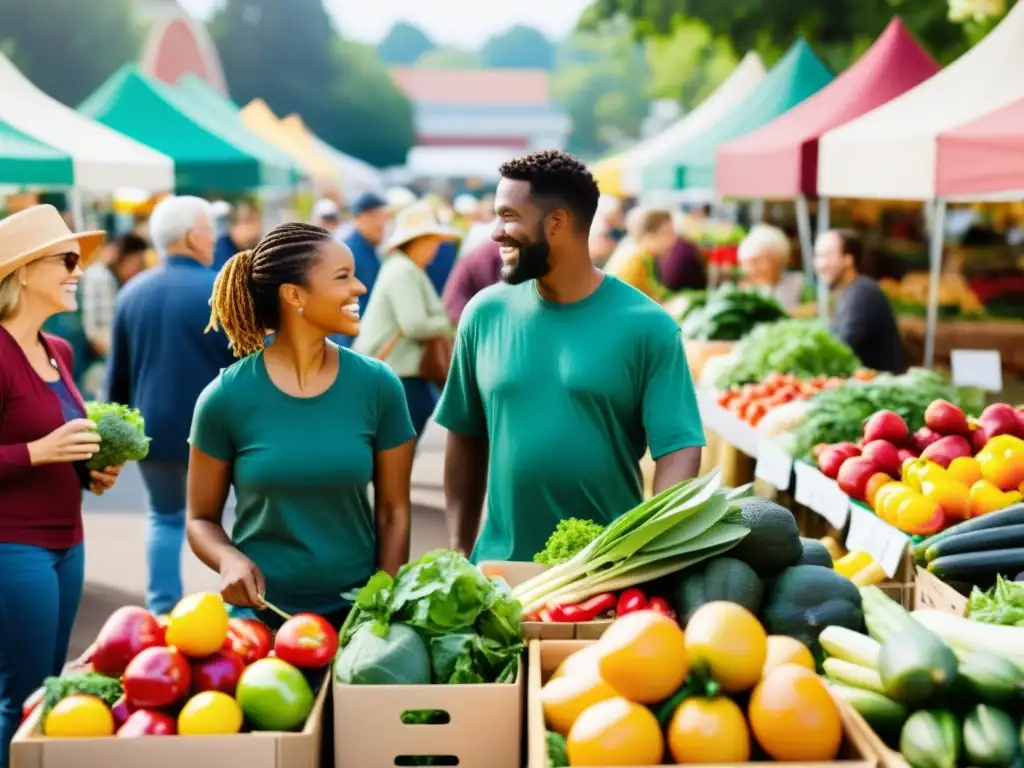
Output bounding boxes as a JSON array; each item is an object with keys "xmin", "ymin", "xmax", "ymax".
[{"xmin": 186, "ymin": 222, "xmax": 415, "ymax": 629}]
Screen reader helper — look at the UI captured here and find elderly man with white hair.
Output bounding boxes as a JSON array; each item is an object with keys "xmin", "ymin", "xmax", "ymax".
[
  {"xmin": 105, "ymin": 195, "xmax": 237, "ymax": 615},
  {"xmin": 736, "ymin": 223, "xmax": 805, "ymax": 311}
]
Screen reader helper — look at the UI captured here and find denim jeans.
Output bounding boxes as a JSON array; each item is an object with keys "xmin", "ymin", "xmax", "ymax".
[
  {"xmin": 139, "ymin": 461, "xmax": 188, "ymax": 616},
  {"xmin": 401, "ymin": 377, "xmax": 439, "ymax": 441},
  {"xmin": 0, "ymin": 543, "xmax": 84, "ymax": 768}
]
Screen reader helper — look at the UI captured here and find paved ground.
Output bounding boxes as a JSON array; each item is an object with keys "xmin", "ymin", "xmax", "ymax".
[{"xmin": 71, "ymin": 422, "xmax": 450, "ymax": 660}]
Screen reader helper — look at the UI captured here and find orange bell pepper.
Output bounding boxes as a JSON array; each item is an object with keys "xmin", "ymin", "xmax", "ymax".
[
  {"xmin": 892, "ymin": 493, "xmax": 945, "ymax": 535},
  {"xmin": 977, "ymin": 435, "xmax": 1024, "ymax": 492},
  {"xmin": 969, "ymin": 479, "xmax": 1023, "ymax": 518},
  {"xmin": 947, "ymin": 456, "xmax": 983, "ymax": 487},
  {"xmin": 920, "ymin": 477, "xmax": 971, "ymax": 523}
]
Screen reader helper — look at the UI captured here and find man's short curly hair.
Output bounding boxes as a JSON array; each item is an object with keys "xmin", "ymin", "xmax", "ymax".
[{"xmin": 498, "ymin": 149, "xmax": 601, "ymax": 232}]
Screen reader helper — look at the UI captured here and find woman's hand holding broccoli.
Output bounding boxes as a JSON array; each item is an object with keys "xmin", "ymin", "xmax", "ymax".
[
  {"xmin": 27, "ymin": 419, "xmax": 101, "ymax": 465},
  {"xmin": 88, "ymin": 465, "xmax": 122, "ymax": 495}
]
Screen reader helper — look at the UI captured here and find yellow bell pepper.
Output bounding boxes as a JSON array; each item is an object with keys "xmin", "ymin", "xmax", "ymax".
[
  {"xmin": 835, "ymin": 551, "xmax": 873, "ymax": 579},
  {"xmin": 892, "ymin": 493, "xmax": 945, "ymax": 535},
  {"xmin": 969, "ymin": 479, "xmax": 1023, "ymax": 517},
  {"xmin": 920, "ymin": 477, "xmax": 971, "ymax": 523},
  {"xmin": 947, "ymin": 456, "xmax": 983, "ymax": 487},
  {"xmin": 977, "ymin": 435, "xmax": 1024, "ymax": 492},
  {"xmin": 851, "ymin": 561, "xmax": 887, "ymax": 587},
  {"xmin": 877, "ymin": 482, "xmax": 916, "ymax": 525},
  {"xmin": 902, "ymin": 458, "xmax": 948, "ymax": 492}
]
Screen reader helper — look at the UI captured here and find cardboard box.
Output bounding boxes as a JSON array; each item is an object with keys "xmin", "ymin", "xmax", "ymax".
[
  {"xmin": 10, "ymin": 670, "xmax": 330, "ymax": 768},
  {"xmin": 526, "ymin": 640, "xmax": 879, "ymax": 768},
  {"xmin": 879, "ymin": 580, "xmax": 915, "ymax": 610},
  {"xmin": 480, "ymin": 561, "xmax": 613, "ymax": 640},
  {"xmin": 333, "ymin": 656, "xmax": 523, "ymax": 768},
  {"xmin": 913, "ymin": 567, "xmax": 968, "ymax": 615}
]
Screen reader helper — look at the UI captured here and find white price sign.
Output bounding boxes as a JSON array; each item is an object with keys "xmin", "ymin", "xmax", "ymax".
[
  {"xmin": 950, "ymin": 349, "xmax": 1002, "ymax": 392},
  {"xmin": 845, "ymin": 502, "xmax": 910, "ymax": 578},
  {"xmin": 794, "ymin": 462, "xmax": 850, "ymax": 529},
  {"xmin": 755, "ymin": 441, "xmax": 794, "ymax": 491}
]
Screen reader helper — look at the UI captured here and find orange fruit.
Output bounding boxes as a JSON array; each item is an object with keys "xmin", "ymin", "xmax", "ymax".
[
  {"xmin": 597, "ymin": 611, "xmax": 689, "ymax": 703},
  {"xmin": 540, "ymin": 667, "xmax": 617, "ymax": 735},
  {"xmin": 667, "ymin": 697, "xmax": 751, "ymax": 763},
  {"xmin": 762, "ymin": 635, "xmax": 815, "ymax": 676},
  {"xmin": 749, "ymin": 663, "xmax": 843, "ymax": 761},
  {"xmin": 684, "ymin": 602, "xmax": 767, "ymax": 692},
  {"xmin": 567, "ymin": 697, "xmax": 664, "ymax": 766}
]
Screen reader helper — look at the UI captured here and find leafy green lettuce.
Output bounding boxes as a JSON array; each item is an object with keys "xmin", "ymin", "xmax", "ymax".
[{"xmin": 340, "ymin": 550, "xmax": 524, "ymax": 684}]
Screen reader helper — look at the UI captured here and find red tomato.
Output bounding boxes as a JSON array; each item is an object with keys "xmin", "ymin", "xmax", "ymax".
[
  {"xmin": 117, "ymin": 709, "xmax": 177, "ymax": 737},
  {"xmin": 223, "ymin": 618, "xmax": 272, "ymax": 666},
  {"xmin": 273, "ymin": 614, "xmax": 339, "ymax": 670}
]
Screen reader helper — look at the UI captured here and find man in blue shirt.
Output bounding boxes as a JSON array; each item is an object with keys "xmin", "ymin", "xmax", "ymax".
[
  {"xmin": 211, "ymin": 201, "xmax": 260, "ymax": 272},
  {"xmin": 343, "ymin": 192, "xmax": 390, "ymax": 315},
  {"xmin": 106, "ymin": 196, "xmax": 236, "ymax": 615}
]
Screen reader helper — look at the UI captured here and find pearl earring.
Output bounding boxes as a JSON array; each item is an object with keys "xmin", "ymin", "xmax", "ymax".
[{"xmin": 297, "ymin": 306, "xmax": 304, "ymax": 316}]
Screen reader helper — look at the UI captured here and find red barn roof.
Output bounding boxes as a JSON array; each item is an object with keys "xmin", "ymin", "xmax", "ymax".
[{"xmin": 389, "ymin": 68, "xmax": 551, "ymax": 106}]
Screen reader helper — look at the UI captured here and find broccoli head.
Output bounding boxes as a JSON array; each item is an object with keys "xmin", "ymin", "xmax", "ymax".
[{"xmin": 85, "ymin": 402, "xmax": 151, "ymax": 469}]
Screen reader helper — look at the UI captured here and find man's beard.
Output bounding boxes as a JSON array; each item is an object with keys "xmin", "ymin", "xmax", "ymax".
[{"xmin": 501, "ymin": 233, "xmax": 551, "ymax": 285}]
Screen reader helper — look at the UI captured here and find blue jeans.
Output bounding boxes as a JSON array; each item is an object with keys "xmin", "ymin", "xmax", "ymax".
[
  {"xmin": 139, "ymin": 461, "xmax": 187, "ymax": 616},
  {"xmin": 401, "ymin": 377, "xmax": 439, "ymax": 440},
  {"xmin": 0, "ymin": 543, "xmax": 84, "ymax": 768}
]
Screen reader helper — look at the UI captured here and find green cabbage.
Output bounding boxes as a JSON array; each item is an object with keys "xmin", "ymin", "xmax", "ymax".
[{"xmin": 335, "ymin": 622, "xmax": 431, "ymax": 685}]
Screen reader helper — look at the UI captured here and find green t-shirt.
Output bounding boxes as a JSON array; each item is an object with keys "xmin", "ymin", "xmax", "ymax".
[
  {"xmin": 189, "ymin": 346, "xmax": 415, "ymax": 613},
  {"xmin": 434, "ymin": 275, "xmax": 706, "ymax": 563}
]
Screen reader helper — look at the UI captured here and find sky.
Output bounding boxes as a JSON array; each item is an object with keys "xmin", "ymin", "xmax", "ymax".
[{"xmin": 178, "ymin": 0, "xmax": 593, "ymax": 47}]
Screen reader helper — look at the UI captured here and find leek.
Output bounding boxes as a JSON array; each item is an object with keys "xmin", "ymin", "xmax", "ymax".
[{"xmin": 513, "ymin": 471, "xmax": 749, "ymax": 615}]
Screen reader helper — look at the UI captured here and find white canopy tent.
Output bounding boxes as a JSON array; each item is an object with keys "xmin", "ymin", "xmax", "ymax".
[
  {"xmin": 625, "ymin": 52, "xmax": 766, "ymax": 197},
  {"xmin": 817, "ymin": 3, "xmax": 1024, "ymax": 201},
  {"xmin": 0, "ymin": 52, "xmax": 173, "ymax": 193}
]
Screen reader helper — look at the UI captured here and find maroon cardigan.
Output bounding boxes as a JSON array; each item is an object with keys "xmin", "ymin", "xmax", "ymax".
[{"xmin": 0, "ymin": 327, "xmax": 86, "ymax": 549}]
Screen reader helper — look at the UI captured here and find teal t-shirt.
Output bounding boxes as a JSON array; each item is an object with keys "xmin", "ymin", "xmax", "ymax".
[
  {"xmin": 434, "ymin": 275, "xmax": 706, "ymax": 563},
  {"xmin": 189, "ymin": 345, "xmax": 415, "ymax": 613}
]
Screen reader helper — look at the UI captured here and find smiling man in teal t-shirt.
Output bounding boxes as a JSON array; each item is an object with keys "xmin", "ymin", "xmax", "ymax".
[{"xmin": 435, "ymin": 150, "xmax": 706, "ymax": 563}]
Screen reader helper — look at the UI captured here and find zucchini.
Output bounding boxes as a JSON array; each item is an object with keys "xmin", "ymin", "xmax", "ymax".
[
  {"xmin": 914, "ymin": 504, "xmax": 1024, "ymax": 563},
  {"xmin": 879, "ymin": 624, "xmax": 958, "ymax": 708},
  {"xmin": 926, "ymin": 525, "xmax": 1024, "ymax": 562},
  {"xmin": 928, "ymin": 548, "xmax": 1024, "ymax": 582},
  {"xmin": 827, "ymin": 681, "xmax": 907, "ymax": 745},
  {"xmin": 956, "ymin": 651, "xmax": 1024, "ymax": 708},
  {"xmin": 900, "ymin": 710, "xmax": 961, "ymax": 768},
  {"xmin": 820, "ymin": 626, "xmax": 881, "ymax": 670},
  {"xmin": 823, "ymin": 658, "xmax": 885, "ymax": 693},
  {"xmin": 962, "ymin": 704, "xmax": 1019, "ymax": 767}
]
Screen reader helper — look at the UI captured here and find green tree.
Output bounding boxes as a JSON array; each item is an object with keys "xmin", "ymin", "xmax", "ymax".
[
  {"xmin": 0, "ymin": 0, "xmax": 141, "ymax": 106},
  {"xmin": 585, "ymin": 0, "xmax": 976, "ymax": 70},
  {"xmin": 479, "ymin": 25, "xmax": 557, "ymax": 69},
  {"xmin": 416, "ymin": 47, "xmax": 481, "ymax": 68},
  {"xmin": 211, "ymin": 0, "xmax": 413, "ymax": 168},
  {"xmin": 551, "ymin": 18, "xmax": 651, "ymax": 156},
  {"xmin": 377, "ymin": 22, "xmax": 436, "ymax": 65},
  {"xmin": 645, "ymin": 18, "xmax": 737, "ymax": 110}
]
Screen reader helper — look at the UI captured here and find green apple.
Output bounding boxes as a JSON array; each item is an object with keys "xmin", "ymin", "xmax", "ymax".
[{"xmin": 235, "ymin": 658, "xmax": 313, "ymax": 731}]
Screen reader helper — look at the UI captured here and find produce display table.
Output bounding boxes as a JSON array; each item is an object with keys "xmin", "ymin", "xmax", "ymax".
[{"xmin": 898, "ymin": 316, "xmax": 1024, "ymax": 374}]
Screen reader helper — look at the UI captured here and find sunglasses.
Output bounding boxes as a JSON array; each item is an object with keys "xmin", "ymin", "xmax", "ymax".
[{"xmin": 49, "ymin": 251, "xmax": 81, "ymax": 272}]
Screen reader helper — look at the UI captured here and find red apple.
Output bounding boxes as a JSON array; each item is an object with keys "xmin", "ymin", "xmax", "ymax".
[
  {"xmin": 191, "ymin": 650, "xmax": 245, "ymax": 696},
  {"xmin": 921, "ymin": 435, "xmax": 974, "ymax": 469},
  {"xmin": 223, "ymin": 618, "xmax": 273, "ymax": 666},
  {"xmin": 818, "ymin": 446, "xmax": 851, "ymax": 479},
  {"xmin": 897, "ymin": 448, "xmax": 918, "ymax": 467},
  {"xmin": 274, "ymin": 614, "xmax": 339, "ymax": 670},
  {"xmin": 837, "ymin": 456, "xmax": 879, "ymax": 502},
  {"xmin": 969, "ymin": 423, "xmax": 989, "ymax": 453},
  {"xmin": 123, "ymin": 646, "xmax": 191, "ymax": 709},
  {"xmin": 979, "ymin": 403, "xmax": 1022, "ymax": 440},
  {"xmin": 924, "ymin": 399, "xmax": 971, "ymax": 435},
  {"xmin": 111, "ymin": 696, "xmax": 134, "ymax": 729},
  {"xmin": 912, "ymin": 427, "xmax": 943, "ymax": 454},
  {"xmin": 863, "ymin": 410, "xmax": 909, "ymax": 444},
  {"xmin": 91, "ymin": 606, "xmax": 163, "ymax": 677},
  {"xmin": 116, "ymin": 709, "xmax": 177, "ymax": 737},
  {"xmin": 860, "ymin": 440, "xmax": 902, "ymax": 478}
]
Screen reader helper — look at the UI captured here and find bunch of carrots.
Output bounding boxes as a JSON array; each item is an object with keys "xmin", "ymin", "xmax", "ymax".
[{"xmin": 716, "ymin": 370, "xmax": 875, "ymax": 427}]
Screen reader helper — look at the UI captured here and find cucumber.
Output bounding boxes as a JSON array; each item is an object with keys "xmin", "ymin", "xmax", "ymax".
[
  {"xmin": 823, "ymin": 658, "xmax": 885, "ymax": 693},
  {"xmin": 900, "ymin": 710, "xmax": 961, "ymax": 768},
  {"xmin": 914, "ymin": 504, "xmax": 1024, "ymax": 563},
  {"xmin": 928, "ymin": 548, "xmax": 1024, "ymax": 582},
  {"xmin": 827, "ymin": 681, "xmax": 907, "ymax": 745},
  {"xmin": 957, "ymin": 651, "xmax": 1024, "ymax": 708},
  {"xmin": 963, "ymin": 704, "xmax": 1019, "ymax": 767},
  {"xmin": 819, "ymin": 626, "xmax": 881, "ymax": 669},
  {"xmin": 926, "ymin": 525, "xmax": 1024, "ymax": 562},
  {"xmin": 879, "ymin": 625, "xmax": 958, "ymax": 708}
]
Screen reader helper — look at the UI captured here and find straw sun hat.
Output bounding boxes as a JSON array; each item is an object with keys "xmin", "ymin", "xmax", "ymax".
[
  {"xmin": 382, "ymin": 200, "xmax": 462, "ymax": 254},
  {"xmin": 0, "ymin": 204, "xmax": 105, "ymax": 281}
]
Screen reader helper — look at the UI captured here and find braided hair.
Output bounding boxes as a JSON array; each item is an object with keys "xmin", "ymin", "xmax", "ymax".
[{"xmin": 207, "ymin": 222, "xmax": 333, "ymax": 357}]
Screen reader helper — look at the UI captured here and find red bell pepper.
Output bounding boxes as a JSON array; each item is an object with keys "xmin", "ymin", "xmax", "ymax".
[
  {"xmin": 549, "ymin": 593, "xmax": 617, "ymax": 623},
  {"xmin": 648, "ymin": 597, "xmax": 677, "ymax": 620},
  {"xmin": 616, "ymin": 588, "xmax": 648, "ymax": 616}
]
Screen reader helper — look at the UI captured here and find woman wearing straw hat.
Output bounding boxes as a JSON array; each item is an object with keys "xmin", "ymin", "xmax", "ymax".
[
  {"xmin": 0, "ymin": 205, "xmax": 122, "ymax": 764},
  {"xmin": 354, "ymin": 201, "xmax": 461, "ymax": 440}
]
